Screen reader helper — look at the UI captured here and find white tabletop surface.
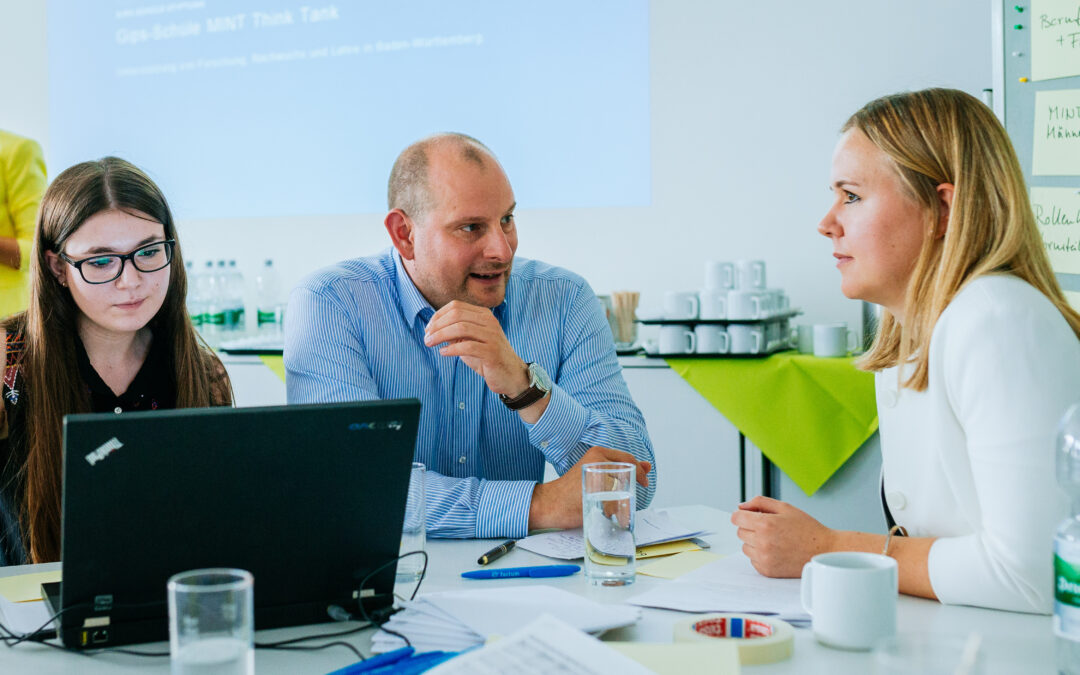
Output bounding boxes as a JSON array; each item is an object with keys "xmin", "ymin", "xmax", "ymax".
[{"xmin": 0, "ymin": 505, "xmax": 1055, "ymax": 674}]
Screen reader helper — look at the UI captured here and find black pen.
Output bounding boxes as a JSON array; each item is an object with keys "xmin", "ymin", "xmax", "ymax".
[{"xmin": 477, "ymin": 539, "xmax": 516, "ymax": 565}]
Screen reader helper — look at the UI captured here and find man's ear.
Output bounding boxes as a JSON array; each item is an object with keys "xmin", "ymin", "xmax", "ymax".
[
  {"xmin": 384, "ymin": 209, "xmax": 416, "ymax": 260},
  {"xmin": 935, "ymin": 183, "xmax": 954, "ymax": 239},
  {"xmin": 44, "ymin": 250, "xmax": 68, "ymax": 286}
]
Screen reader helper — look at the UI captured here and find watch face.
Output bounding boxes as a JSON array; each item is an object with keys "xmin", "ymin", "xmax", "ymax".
[{"xmin": 529, "ymin": 363, "xmax": 553, "ymax": 391}]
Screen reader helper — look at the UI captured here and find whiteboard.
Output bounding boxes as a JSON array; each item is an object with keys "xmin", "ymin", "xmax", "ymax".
[{"xmin": 995, "ymin": 0, "xmax": 1080, "ymax": 292}]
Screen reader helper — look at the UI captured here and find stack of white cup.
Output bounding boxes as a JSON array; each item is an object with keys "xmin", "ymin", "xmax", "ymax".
[{"xmin": 655, "ymin": 260, "xmax": 794, "ymax": 355}]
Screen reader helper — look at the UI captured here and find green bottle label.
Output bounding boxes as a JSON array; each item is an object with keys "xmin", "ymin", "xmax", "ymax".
[
  {"xmin": 1056, "ymin": 553, "xmax": 1080, "ymax": 609},
  {"xmin": 257, "ymin": 309, "xmax": 279, "ymax": 325}
]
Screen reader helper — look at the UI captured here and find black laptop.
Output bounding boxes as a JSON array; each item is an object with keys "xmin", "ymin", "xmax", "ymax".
[{"xmin": 46, "ymin": 399, "xmax": 421, "ymax": 649}]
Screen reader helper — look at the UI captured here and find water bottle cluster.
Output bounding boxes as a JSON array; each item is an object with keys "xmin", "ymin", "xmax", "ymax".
[{"xmin": 184, "ymin": 259, "xmax": 285, "ymax": 346}]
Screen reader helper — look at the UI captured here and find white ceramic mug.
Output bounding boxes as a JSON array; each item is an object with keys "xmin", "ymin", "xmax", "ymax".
[
  {"xmin": 727, "ymin": 290, "xmax": 765, "ymax": 320},
  {"xmin": 801, "ymin": 552, "xmax": 898, "ymax": 651},
  {"xmin": 694, "ymin": 325, "xmax": 729, "ymax": 354},
  {"xmin": 764, "ymin": 288, "xmax": 787, "ymax": 317},
  {"xmin": 659, "ymin": 324, "xmax": 696, "ymax": 354},
  {"xmin": 704, "ymin": 261, "xmax": 735, "ymax": 290},
  {"xmin": 813, "ymin": 323, "xmax": 857, "ymax": 358},
  {"xmin": 764, "ymin": 321, "xmax": 783, "ymax": 351},
  {"xmin": 698, "ymin": 289, "xmax": 727, "ymax": 320},
  {"xmin": 795, "ymin": 324, "xmax": 814, "ymax": 354},
  {"xmin": 664, "ymin": 291, "xmax": 700, "ymax": 321},
  {"xmin": 735, "ymin": 259, "xmax": 766, "ymax": 290},
  {"xmin": 727, "ymin": 324, "xmax": 764, "ymax": 354}
]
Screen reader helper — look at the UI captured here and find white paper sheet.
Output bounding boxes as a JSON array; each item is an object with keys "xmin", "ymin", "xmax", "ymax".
[
  {"xmin": 427, "ymin": 614, "xmax": 654, "ymax": 675},
  {"xmin": 0, "ymin": 596, "xmax": 55, "ymax": 636},
  {"xmin": 517, "ymin": 509, "xmax": 707, "ymax": 560},
  {"xmin": 628, "ymin": 553, "xmax": 810, "ymax": 624},
  {"xmin": 373, "ymin": 584, "xmax": 642, "ymax": 654}
]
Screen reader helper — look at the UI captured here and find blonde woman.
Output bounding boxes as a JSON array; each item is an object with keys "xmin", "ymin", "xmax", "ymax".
[{"xmin": 732, "ymin": 88, "xmax": 1080, "ymax": 614}]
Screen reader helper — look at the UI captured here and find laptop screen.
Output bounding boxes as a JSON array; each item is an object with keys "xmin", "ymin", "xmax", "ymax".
[{"xmin": 56, "ymin": 399, "xmax": 421, "ymax": 648}]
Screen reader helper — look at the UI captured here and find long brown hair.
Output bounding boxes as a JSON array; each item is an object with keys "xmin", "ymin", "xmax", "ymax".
[
  {"xmin": 848, "ymin": 88, "xmax": 1080, "ymax": 389},
  {"xmin": 3, "ymin": 157, "xmax": 232, "ymax": 562}
]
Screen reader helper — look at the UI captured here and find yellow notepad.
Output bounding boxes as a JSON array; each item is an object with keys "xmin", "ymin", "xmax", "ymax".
[
  {"xmin": 588, "ymin": 539, "xmax": 704, "ymax": 566},
  {"xmin": 638, "ymin": 550, "xmax": 723, "ymax": 579},
  {"xmin": 635, "ymin": 539, "xmax": 702, "ymax": 559},
  {"xmin": 0, "ymin": 571, "xmax": 62, "ymax": 603}
]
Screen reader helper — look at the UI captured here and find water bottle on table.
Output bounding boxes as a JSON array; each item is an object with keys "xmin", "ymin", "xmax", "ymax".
[{"xmin": 1056, "ymin": 402, "xmax": 1080, "ymax": 674}]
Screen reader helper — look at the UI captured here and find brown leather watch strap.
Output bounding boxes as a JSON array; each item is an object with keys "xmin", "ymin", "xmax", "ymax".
[{"xmin": 499, "ymin": 384, "xmax": 547, "ymax": 411}]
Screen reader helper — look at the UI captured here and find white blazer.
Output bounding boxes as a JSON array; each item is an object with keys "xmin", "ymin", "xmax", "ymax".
[{"xmin": 877, "ymin": 275, "xmax": 1080, "ymax": 614}]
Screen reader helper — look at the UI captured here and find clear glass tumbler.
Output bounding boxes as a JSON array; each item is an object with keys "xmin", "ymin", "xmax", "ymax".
[
  {"xmin": 582, "ymin": 462, "xmax": 636, "ymax": 586},
  {"xmin": 397, "ymin": 462, "xmax": 427, "ymax": 582},
  {"xmin": 168, "ymin": 568, "xmax": 254, "ymax": 675}
]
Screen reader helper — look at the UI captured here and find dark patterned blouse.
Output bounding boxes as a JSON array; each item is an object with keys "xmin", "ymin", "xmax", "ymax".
[{"xmin": 0, "ymin": 326, "xmax": 175, "ymax": 565}]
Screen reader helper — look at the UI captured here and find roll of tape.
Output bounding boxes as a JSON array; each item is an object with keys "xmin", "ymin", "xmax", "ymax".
[{"xmin": 673, "ymin": 613, "xmax": 795, "ymax": 665}]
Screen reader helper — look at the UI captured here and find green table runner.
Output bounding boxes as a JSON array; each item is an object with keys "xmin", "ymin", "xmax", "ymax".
[{"xmin": 664, "ymin": 352, "xmax": 878, "ymax": 495}]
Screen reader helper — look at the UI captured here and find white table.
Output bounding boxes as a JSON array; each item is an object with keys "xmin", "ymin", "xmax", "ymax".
[{"xmin": 0, "ymin": 506, "xmax": 1055, "ymax": 673}]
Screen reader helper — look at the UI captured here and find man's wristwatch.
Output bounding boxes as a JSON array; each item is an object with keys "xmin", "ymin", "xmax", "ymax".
[{"xmin": 499, "ymin": 362, "xmax": 552, "ymax": 411}]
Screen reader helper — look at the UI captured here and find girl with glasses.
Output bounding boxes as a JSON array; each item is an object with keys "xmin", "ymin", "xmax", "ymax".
[
  {"xmin": 732, "ymin": 89, "xmax": 1080, "ymax": 614},
  {"xmin": 0, "ymin": 157, "xmax": 232, "ymax": 564}
]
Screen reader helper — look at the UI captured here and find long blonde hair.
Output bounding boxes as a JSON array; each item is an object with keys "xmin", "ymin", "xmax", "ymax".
[
  {"xmin": 850, "ymin": 88, "xmax": 1080, "ymax": 390},
  {"xmin": 3, "ymin": 157, "xmax": 232, "ymax": 562}
]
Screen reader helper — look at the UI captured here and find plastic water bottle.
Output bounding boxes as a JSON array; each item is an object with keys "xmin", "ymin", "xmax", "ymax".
[
  {"xmin": 224, "ymin": 260, "xmax": 246, "ymax": 333},
  {"xmin": 254, "ymin": 259, "xmax": 285, "ymax": 336},
  {"xmin": 1056, "ymin": 402, "xmax": 1080, "ymax": 674},
  {"xmin": 185, "ymin": 262, "xmax": 203, "ymax": 328},
  {"xmin": 203, "ymin": 260, "xmax": 227, "ymax": 340}
]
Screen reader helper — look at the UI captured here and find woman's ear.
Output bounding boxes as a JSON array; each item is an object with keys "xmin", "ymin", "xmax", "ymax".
[
  {"xmin": 44, "ymin": 250, "xmax": 68, "ymax": 287},
  {"xmin": 935, "ymin": 183, "xmax": 955, "ymax": 239}
]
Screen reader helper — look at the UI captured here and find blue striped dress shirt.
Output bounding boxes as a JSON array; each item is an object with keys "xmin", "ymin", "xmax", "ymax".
[{"xmin": 284, "ymin": 248, "xmax": 656, "ymax": 538}]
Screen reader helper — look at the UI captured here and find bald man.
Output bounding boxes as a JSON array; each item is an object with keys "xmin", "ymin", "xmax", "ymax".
[{"xmin": 285, "ymin": 134, "xmax": 655, "ymax": 539}]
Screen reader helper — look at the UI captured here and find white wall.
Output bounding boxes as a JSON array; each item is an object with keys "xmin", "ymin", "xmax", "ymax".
[{"xmin": 0, "ymin": 1, "xmax": 991, "ymax": 334}]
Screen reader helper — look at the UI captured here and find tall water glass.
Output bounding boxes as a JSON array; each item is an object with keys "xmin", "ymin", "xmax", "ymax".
[
  {"xmin": 582, "ymin": 462, "xmax": 636, "ymax": 586},
  {"xmin": 168, "ymin": 568, "xmax": 254, "ymax": 675},
  {"xmin": 397, "ymin": 462, "xmax": 427, "ymax": 582}
]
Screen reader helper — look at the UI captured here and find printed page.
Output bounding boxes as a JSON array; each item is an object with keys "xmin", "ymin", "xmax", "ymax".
[{"xmin": 427, "ymin": 614, "xmax": 655, "ymax": 675}]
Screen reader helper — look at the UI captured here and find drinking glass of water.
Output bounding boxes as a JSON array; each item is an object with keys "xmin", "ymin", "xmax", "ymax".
[
  {"xmin": 397, "ymin": 462, "xmax": 427, "ymax": 583},
  {"xmin": 582, "ymin": 462, "xmax": 637, "ymax": 586},
  {"xmin": 168, "ymin": 568, "xmax": 254, "ymax": 675}
]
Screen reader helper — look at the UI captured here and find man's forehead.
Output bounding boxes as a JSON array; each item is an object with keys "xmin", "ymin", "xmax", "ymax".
[{"xmin": 425, "ymin": 150, "xmax": 514, "ymax": 216}]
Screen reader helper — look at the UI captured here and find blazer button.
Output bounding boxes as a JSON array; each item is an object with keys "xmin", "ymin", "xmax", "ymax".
[{"xmin": 886, "ymin": 491, "xmax": 907, "ymax": 511}]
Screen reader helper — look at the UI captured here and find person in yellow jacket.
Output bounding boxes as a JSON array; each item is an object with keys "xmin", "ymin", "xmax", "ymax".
[{"xmin": 0, "ymin": 131, "xmax": 47, "ymax": 318}]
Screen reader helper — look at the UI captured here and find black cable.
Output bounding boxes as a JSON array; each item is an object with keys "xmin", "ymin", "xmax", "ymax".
[
  {"xmin": 0, "ymin": 601, "xmax": 89, "ymax": 648},
  {"xmin": 0, "ymin": 550, "xmax": 425, "ymax": 660},
  {"xmin": 260, "ymin": 639, "xmax": 363, "ymax": 660},
  {"xmin": 354, "ymin": 549, "xmax": 429, "ymax": 648}
]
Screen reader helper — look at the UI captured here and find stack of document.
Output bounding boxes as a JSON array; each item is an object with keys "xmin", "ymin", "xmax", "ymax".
[
  {"xmin": 371, "ymin": 585, "xmax": 641, "ymax": 654},
  {"xmin": 515, "ymin": 509, "xmax": 708, "ymax": 560},
  {"xmin": 627, "ymin": 553, "xmax": 810, "ymax": 625},
  {"xmin": 426, "ymin": 614, "xmax": 657, "ymax": 675}
]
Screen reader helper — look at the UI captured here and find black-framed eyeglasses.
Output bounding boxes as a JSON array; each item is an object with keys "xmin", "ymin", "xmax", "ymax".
[{"xmin": 59, "ymin": 239, "xmax": 175, "ymax": 285}]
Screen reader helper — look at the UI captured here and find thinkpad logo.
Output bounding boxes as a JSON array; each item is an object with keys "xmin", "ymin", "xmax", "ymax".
[
  {"xmin": 348, "ymin": 421, "xmax": 403, "ymax": 431},
  {"xmin": 86, "ymin": 437, "xmax": 123, "ymax": 466}
]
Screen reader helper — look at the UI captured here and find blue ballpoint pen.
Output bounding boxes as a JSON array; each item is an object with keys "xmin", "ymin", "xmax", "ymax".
[{"xmin": 461, "ymin": 564, "xmax": 580, "ymax": 579}]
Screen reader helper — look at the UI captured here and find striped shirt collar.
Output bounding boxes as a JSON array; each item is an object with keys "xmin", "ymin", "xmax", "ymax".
[{"xmin": 391, "ymin": 249, "xmax": 509, "ymax": 325}]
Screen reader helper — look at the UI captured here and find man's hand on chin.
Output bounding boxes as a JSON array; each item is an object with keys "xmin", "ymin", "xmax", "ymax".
[
  {"xmin": 527, "ymin": 446, "xmax": 651, "ymax": 531},
  {"xmin": 424, "ymin": 300, "xmax": 529, "ymax": 395}
]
